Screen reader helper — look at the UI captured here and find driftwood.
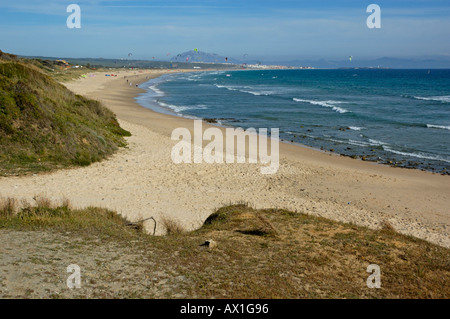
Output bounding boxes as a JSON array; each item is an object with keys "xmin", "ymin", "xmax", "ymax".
[{"xmin": 126, "ymin": 217, "xmax": 157, "ymax": 235}]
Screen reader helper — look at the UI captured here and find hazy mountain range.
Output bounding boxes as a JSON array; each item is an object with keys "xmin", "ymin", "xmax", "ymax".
[
  {"xmin": 19, "ymin": 51, "xmax": 450, "ymax": 69},
  {"xmin": 170, "ymin": 50, "xmax": 240, "ymax": 64}
]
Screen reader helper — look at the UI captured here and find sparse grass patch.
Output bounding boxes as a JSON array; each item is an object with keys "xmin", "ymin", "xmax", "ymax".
[
  {"xmin": 203, "ymin": 204, "xmax": 244, "ymax": 227},
  {"xmin": 0, "ymin": 202, "xmax": 448, "ymax": 299},
  {"xmin": 0, "ymin": 198, "xmax": 142, "ymax": 241},
  {"xmin": 192, "ymin": 205, "xmax": 449, "ymax": 298}
]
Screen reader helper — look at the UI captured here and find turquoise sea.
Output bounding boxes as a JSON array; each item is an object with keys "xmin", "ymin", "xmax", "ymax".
[{"xmin": 136, "ymin": 69, "xmax": 450, "ymax": 174}]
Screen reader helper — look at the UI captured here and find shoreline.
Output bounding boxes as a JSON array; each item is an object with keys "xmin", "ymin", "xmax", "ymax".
[
  {"xmin": 1, "ymin": 69, "xmax": 449, "ymax": 247},
  {"xmin": 137, "ymin": 69, "xmax": 449, "ymax": 175},
  {"xmin": 110, "ymin": 69, "xmax": 449, "ymax": 178}
]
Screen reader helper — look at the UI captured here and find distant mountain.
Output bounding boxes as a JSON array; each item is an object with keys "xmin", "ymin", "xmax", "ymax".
[
  {"xmin": 18, "ymin": 55, "xmax": 239, "ymax": 70},
  {"xmin": 20, "ymin": 53, "xmax": 450, "ymax": 69},
  {"xmin": 170, "ymin": 50, "xmax": 239, "ymax": 64}
]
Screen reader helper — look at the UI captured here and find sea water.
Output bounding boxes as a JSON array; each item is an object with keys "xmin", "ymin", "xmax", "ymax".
[{"xmin": 136, "ymin": 69, "xmax": 450, "ymax": 173}]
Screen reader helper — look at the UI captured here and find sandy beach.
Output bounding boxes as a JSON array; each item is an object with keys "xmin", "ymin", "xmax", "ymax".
[{"xmin": 0, "ymin": 69, "xmax": 448, "ymax": 247}]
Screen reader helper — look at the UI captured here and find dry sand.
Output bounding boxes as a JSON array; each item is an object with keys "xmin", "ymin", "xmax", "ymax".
[{"xmin": 0, "ymin": 69, "xmax": 449, "ymax": 247}]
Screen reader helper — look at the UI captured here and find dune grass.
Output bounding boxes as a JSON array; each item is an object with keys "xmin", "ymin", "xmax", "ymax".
[
  {"xmin": 0, "ymin": 197, "xmax": 140, "ymax": 241},
  {"xmin": 0, "ymin": 199, "xmax": 448, "ymax": 299},
  {"xmin": 0, "ymin": 53, "xmax": 130, "ymax": 176}
]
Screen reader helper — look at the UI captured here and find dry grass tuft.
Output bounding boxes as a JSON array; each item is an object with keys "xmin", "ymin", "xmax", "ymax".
[
  {"xmin": 34, "ymin": 196, "xmax": 54, "ymax": 210},
  {"xmin": 380, "ymin": 220, "xmax": 396, "ymax": 232},
  {"xmin": 0, "ymin": 197, "xmax": 18, "ymax": 218},
  {"xmin": 161, "ymin": 216, "xmax": 185, "ymax": 235},
  {"xmin": 61, "ymin": 198, "xmax": 72, "ymax": 210}
]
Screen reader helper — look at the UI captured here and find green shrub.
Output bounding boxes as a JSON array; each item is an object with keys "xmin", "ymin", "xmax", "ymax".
[{"xmin": 0, "ymin": 57, "xmax": 131, "ymax": 175}]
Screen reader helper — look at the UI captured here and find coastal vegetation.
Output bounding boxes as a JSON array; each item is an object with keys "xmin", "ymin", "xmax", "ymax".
[
  {"xmin": 1, "ymin": 198, "xmax": 448, "ymax": 298},
  {"xmin": 0, "ymin": 51, "xmax": 130, "ymax": 176}
]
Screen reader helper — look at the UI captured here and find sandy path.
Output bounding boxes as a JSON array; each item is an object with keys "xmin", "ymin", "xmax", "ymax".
[{"xmin": 0, "ymin": 70, "xmax": 448, "ymax": 247}]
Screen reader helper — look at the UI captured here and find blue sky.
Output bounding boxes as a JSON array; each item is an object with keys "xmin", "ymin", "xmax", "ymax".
[{"xmin": 1, "ymin": 0, "xmax": 450, "ymax": 61}]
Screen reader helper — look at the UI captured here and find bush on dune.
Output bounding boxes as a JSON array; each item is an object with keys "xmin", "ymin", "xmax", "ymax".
[{"xmin": 0, "ymin": 52, "xmax": 130, "ymax": 175}]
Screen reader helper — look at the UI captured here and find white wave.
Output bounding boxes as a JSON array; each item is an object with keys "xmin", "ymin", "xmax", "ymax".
[
  {"xmin": 293, "ymin": 98, "xmax": 350, "ymax": 114},
  {"xmin": 368, "ymin": 139, "xmax": 388, "ymax": 146},
  {"xmin": 215, "ymin": 84, "xmax": 239, "ymax": 92},
  {"xmin": 148, "ymin": 85, "xmax": 164, "ymax": 96},
  {"xmin": 241, "ymin": 90, "xmax": 273, "ymax": 96},
  {"xmin": 413, "ymin": 95, "xmax": 450, "ymax": 103},
  {"xmin": 207, "ymin": 71, "xmax": 225, "ymax": 75},
  {"xmin": 186, "ymin": 74, "xmax": 202, "ymax": 81},
  {"xmin": 348, "ymin": 139, "xmax": 372, "ymax": 147},
  {"xmin": 215, "ymin": 84, "xmax": 273, "ymax": 96},
  {"xmin": 349, "ymin": 126, "xmax": 365, "ymax": 131},
  {"xmin": 427, "ymin": 124, "xmax": 450, "ymax": 131},
  {"xmin": 284, "ymin": 131, "xmax": 316, "ymax": 139},
  {"xmin": 383, "ymin": 146, "xmax": 450, "ymax": 163},
  {"xmin": 240, "ymin": 85, "xmax": 276, "ymax": 96},
  {"xmin": 157, "ymin": 101, "xmax": 207, "ymax": 113},
  {"xmin": 324, "ymin": 137, "xmax": 367, "ymax": 147},
  {"xmin": 327, "ymin": 138, "xmax": 388, "ymax": 148}
]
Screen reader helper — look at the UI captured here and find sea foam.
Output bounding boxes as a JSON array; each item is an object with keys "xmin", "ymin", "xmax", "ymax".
[
  {"xmin": 413, "ymin": 96, "xmax": 450, "ymax": 103},
  {"xmin": 215, "ymin": 84, "xmax": 274, "ymax": 96},
  {"xmin": 383, "ymin": 146, "xmax": 450, "ymax": 163},
  {"xmin": 157, "ymin": 101, "xmax": 207, "ymax": 113},
  {"xmin": 293, "ymin": 98, "xmax": 350, "ymax": 114},
  {"xmin": 427, "ymin": 124, "xmax": 450, "ymax": 131},
  {"xmin": 148, "ymin": 85, "xmax": 164, "ymax": 96},
  {"xmin": 349, "ymin": 126, "xmax": 365, "ymax": 131}
]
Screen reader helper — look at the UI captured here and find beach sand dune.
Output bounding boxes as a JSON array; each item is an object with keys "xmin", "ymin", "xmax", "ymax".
[{"xmin": 0, "ymin": 70, "xmax": 448, "ymax": 247}]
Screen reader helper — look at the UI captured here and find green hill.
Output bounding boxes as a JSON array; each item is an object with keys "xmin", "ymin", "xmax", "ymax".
[{"xmin": 0, "ymin": 51, "xmax": 130, "ymax": 175}]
